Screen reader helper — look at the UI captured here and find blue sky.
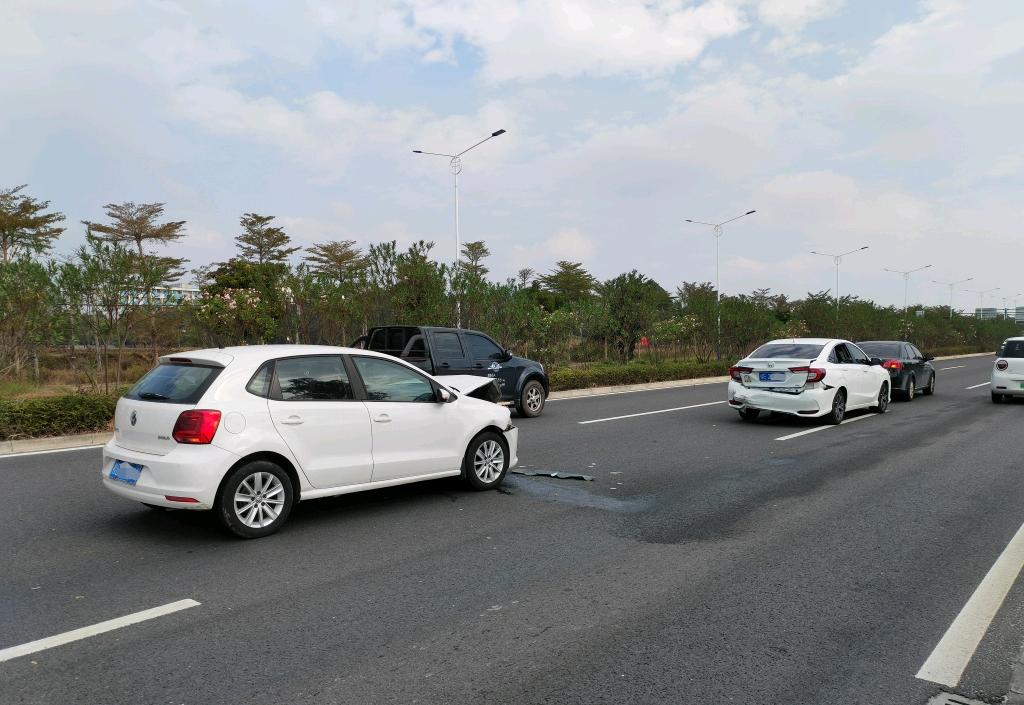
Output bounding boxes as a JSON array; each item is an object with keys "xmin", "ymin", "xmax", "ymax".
[{"xmin": 2, "ymin": 0, "xmax": 1023, "ymax": 310}]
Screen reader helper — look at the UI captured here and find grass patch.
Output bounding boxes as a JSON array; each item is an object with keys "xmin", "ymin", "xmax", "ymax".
[{"xmin": 0, "ymin": 393, "xmax": 123, "ymax": 441}]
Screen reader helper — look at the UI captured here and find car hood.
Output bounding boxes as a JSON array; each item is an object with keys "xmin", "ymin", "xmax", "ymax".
[{"xmin": 440, "ymin": 375, "xmax": 497, "ymax": 394}]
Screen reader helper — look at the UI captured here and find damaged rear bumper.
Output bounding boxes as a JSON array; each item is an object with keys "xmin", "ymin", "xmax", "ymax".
[{"xmin": 727, "ymin": 381, "xmax": 829, "ymax": 417}]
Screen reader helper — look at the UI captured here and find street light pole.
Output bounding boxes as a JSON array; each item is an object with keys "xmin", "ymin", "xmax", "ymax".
[
  {"xmin": 414, "ymin": 129, "xmax": 506, "ymax": 327},
  {"xmin": 999, "ymin": 293, "xmax": 1022, "ymax": 320},
  {"xmin": 685, "ymin": 210, "xmax": 757, "ymax": 361},
  {"xmin": 884, "ymin": 264, "xmax": 932, "ymax": 315},
  {"xmin": 810, "ymin": 246, "xmax": 869, "ymax": 331},
  {"xmin": 965, "ymin": 287, "xmax": 1000, "ymax": 319},
  {"xmin": 932, "ymin": 277, "xmax": 972, "ymax": 320}
]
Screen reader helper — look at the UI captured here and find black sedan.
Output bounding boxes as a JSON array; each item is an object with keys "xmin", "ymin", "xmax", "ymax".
[{"xmin": 857, "ymin": 341, "xmax": 936, "ymax": 400}]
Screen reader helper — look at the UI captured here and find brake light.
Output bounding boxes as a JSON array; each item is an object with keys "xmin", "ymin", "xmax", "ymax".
[
  {"xmin": 882, "ymin": 359, "xmax": 903, "ymax": 371},
  {"xmin": 165, "ymin": 496, "xmax": 199, "ymax": 503},
  {"xmin": 730, "ymin": 366, "xmax": 753, "ymax": 381},
  {"xmin": 997, "ymin": 359, "xmax": 1008, "ymax": 371},
  {"xmin": 172, "ymin": 410, "xmax": 221, "ymax": 444},
  {"xmin": 787, "ymin": 366, "xmax": 825, "ymax": 383},
  {"xmin": 169, "ymin": 357, "xmax": 192, "ymax": 363}
]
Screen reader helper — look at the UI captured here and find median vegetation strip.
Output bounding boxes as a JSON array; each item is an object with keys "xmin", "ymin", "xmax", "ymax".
[{"xmin": 0, "ymin": 394, "xmax": 120, "ymax": 441}]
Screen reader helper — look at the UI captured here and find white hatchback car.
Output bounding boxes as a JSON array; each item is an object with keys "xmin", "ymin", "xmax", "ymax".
[
  {"xmin": 991, "ymin": 337, "xmax": 1024, "ymax": 403},
  {"xmin": 102, "ymin": 346, "xmax": 519, "ymax": 538},
  {"xmin": 728, "ymin": 338, "xmax": 891, "ymax": 424}
]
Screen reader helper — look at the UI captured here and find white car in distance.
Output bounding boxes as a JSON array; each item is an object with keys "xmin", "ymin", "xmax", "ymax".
[
  {"xmin": 991, "ymin": 337, "xmax": 1024, "ymax": 403},
  {"xmin": 728, "ymin": 338, "xmax": 891, "ymax": 424},
  {"xmin": 102, "ymin": 346, "xmax": 519, "ymax": 538}
]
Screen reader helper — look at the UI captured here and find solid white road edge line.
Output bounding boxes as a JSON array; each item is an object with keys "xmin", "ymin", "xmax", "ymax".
[
  {"xmin": 774, "ymin": 413, "xmax": 877, "ymax": 441},
  {"xmin": 940, "ymin": 365, "xmax": 966, "ymax": 370},
  {"xmin": 965, "ymin": 382, "xmax": 990, "ymax": 390},
  {"xmin": 0, "ymin": 444, "xmax": 105, "ymax": 459},
  {"xmin": 0, "ymin": 599, "xmax": 200, "ymax": 663},
  {"xmin": 916, "ymin": 521, "xmax": 1024, "ymax": 687},
  {"xmin": 577, "ymin": 401, "xmax": 728, "ymax": 425}
]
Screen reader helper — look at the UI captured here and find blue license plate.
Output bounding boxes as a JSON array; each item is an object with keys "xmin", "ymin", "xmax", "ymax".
[
  {"xmin": 110, "ymin": 460, "xmax": 142, "ymax": 485},
  {"xmin": 759, "ymin": 372, "xmax": 786, "ymax": 382}
]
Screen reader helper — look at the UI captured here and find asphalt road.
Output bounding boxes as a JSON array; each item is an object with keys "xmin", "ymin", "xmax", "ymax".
[{"xmin": 3, "ymin": 353, "xmax": 1023, "ymax": 704}]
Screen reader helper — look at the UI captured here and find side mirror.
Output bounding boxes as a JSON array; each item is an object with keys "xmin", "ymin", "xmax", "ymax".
[
  {"xmin": 924, "ymin": 355, "xmax": 934, "ymax": 362},
  {"xmin": 503, "ymin": 349, "xmax": 514, "ymax": 362},
  {"xmin": 437, "ymin": 388, "xmax": 451, "ymax": 403},
  {"xmin": 870, "ymin": 357, "xmax": 882, "ymax": 366}
]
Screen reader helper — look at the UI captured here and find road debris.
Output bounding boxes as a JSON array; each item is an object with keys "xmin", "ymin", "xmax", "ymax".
[{"xmin": 511, "ymin": 469, "xmax": 594, "ymax": 481}]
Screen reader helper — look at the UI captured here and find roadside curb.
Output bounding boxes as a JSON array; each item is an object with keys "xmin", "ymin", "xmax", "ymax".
[
  {"xmin": 932, "ymin": 351, "xmax": 995, "ymax": 361},
  {"xmin": 0, "ymin": 432, "xmax": 112, "ymax": 457},
  {"xmin": 548, "ymin": 375, "xmax": 730, "ymax": 400}
]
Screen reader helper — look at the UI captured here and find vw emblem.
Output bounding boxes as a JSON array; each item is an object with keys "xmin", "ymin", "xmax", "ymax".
[{"xmin": 130, "ymin": 411, "xmax": 137, "ymax": 426}]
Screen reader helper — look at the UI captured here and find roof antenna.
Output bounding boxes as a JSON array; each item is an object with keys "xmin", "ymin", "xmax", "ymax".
[{"xmin": 210, "ymin": 331, "xmax": 225, "ymax": 350}]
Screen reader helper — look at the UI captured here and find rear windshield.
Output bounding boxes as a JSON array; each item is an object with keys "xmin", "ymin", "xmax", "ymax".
[
  {"xmin": 857, "ymin": 342, "xmax": 902, "ymax": 359},
  {"xmin": 1000, "ymin": 340, "xmax": 1024, "ymax": 358},
  {"xmin": 124, "ymin": 364, "xmax": 221, "ymax": 404},
  {"xmin": 748, "ymin": 343, "xmax": 825, "ymax": 359}
]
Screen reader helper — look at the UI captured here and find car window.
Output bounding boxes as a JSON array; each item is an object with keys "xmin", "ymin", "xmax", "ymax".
[
  {"xmin": 368, "ymin": 329, "xmax": 386, "ymax": 352},
  {"xmin": 403, "ymin": 334, "xmax": 427, "ymax": 357},
  {"xmin": 832, "ymin": 344, "xmax": 853, "ymax": 364},
  {"xmin": 909, "ymin": 345, "xmax": 923, "ymax": 359},
  {"xmin": 848, "ymin": 344, "xmax": 870, "ymax": 364},
  {"xmin": 274, "ymin": 356, "xmax": 352, "ymax": 401},
  {"xmin": 857, "ymin": 342, "xmax": 901, "ymax": 359},
  {"xmin": 433, "ymin": 332, "xmax": 465, "ymax": 359},
  {"xmin": 387, "ymin": 327, "xmax": 405, "ymax": 352},
  {"xmin": 748, "ymin": 343, "xmax": 825, "ymax": 359},
  {"xmin": 246, "ymin": 361, "xmax": 274, "ymax": 398},
  {"xmin": 125, "ymin": 363, "xmax": 221, "ymax": 404},
  {"xmin": 999, "ymin": 340, "xmax": 1024, "ymax": 358},
  {"xmin": 353, "ymin": 357, "xmax": 436, "ymax": 402},
  {"xmin": 466, "ymin": 333, "xmax": 504, "ymax": 360}
]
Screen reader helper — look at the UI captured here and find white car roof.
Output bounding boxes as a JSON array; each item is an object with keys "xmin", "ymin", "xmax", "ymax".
[
  {"xmin": 760, "ymin": 338, "xmax": 841, "ymax": 345},
  {"xmin": 159, "ymin": 345, "xmax": 387, "ymax": 368}
]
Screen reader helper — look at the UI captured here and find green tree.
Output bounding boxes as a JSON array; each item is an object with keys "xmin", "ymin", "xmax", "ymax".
[
  {"xmin": 0, "ymin": 185, "xmax": 66, "ymax": 264},
  {"xmin": 460, "ymin": 240, "xmax": 491, "ymax": 277},
  {"xmin": 304, "ymin": 239, "xmax": 364, "ymax": 283},
  {"xmin": 601, "ymin": 270, "xmax": 662, "ymax": 361},
  {"xmin": 538, "ymin": 261, "xmax": 597, "ymax": 305},
  {"xmin": 235, "ymin": 213, "xmax": 299, "ymax": 265}
]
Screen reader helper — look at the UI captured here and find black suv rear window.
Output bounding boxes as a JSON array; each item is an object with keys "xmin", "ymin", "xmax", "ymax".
[
  {"xmin": 748, "ymin": 343, "xmax": 825, "ymax": 359},
  {"xmin": 1000, "ymin": 340, "xmax": 1024, "ymax": 358},
  {"xmin": 857, "ymin": 342, "xmax": 902, "ymax": 359},
  {"xmin": 124, "ymin": 364, "xmax": 221, "ymax": 404}
]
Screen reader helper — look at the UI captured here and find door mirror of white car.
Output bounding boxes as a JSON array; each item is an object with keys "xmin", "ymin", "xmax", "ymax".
[
  {"xmin": 437, "ymin": 388, "xmax": 451, "ymax": 403},
  {"xmin": 870, "ymin": 357, "xmax": 882, "ymax": 366}
]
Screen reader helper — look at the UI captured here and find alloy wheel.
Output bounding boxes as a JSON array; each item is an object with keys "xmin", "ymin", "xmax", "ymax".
[
  {"xmin": 877, "ymin": 385, "xmax": 889, "ymax": 413},
  {"xmin": 833, "ymin": 391, "xmax": 846, "ymax": 422},
  {"xmin": 474, "ymin": 440, "xmax": 505, "ymax": 483},
  {"xmin": 233, "ymin": 471, "xmax": 285, "ymax": 529},
  {"xmin": 525, "ymin": 387, "xmax": 543, "ymax": 412}
]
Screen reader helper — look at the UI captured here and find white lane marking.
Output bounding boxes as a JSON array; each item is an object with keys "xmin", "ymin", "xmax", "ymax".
[
  {"xmin": 0, "ymin": 444, "xmax": 105, "ymax": 460},
  {"xmin": 965, "ymin": 382, "xmax": 990, "ymax": 390},
  {"xmin": 940, "ymin": 365, "xmax": 965, "ymax": 370},
  {"xmin": 774, "ymin": 413, "xmax": 877, "ymax": 441},
  {"xmin": 548, "ymin": 380, "xmax": 728, "ymax": 402},
  {"xmin": 0, "ymin": 599, "xmax": 200, "ymax": 663},
  {"xmin": 577, "ymin": 400, "xmax": 727, "ymax": 425},
  {"xmin": 916, "ymin": 521, "xmax": 1024, "ymax": 687}
]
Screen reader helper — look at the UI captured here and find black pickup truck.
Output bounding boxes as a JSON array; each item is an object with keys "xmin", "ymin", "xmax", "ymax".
[{"xmin": 350, "ymin": 326, "xmax": 549, "ymax": 417}]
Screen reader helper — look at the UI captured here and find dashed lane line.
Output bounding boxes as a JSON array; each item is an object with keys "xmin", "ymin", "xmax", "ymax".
[
  {"xmin": 773, "ymin": 413, "xmax": 877, "ymax": 441},
  {"xmin": 577, "ymin": 401, "xmax": 727, "ymax": 425},
  {"xmin": 940, "ymin": 365, "xmax": 966, "ymax": 370},
  {"xmin": 965, "ymin": 382, "xmax": 990, "ymax": 390},
  {"xmin": 916, "ymin": 521, "xmax": 1024, "ymax": 687},
  {"xmin": 0, "ymin": 599, "xmax": 200, "ymax": 663}
]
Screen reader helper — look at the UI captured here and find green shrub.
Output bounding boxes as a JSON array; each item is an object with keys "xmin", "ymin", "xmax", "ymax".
[
  {"xmin": 0, "ymin": 393, "xmax": 121, "ymax": 440},
  {"xmin": 548, "ymin": 360, "xmax": 733, "ymax": 391},
  {"xmin": 923, "ymin": 345, "xmax": 996, "ymax": 358}
]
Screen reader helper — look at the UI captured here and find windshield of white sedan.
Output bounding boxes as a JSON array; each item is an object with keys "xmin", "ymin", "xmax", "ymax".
[
  {"xmin": 748, "ymin": 343, "xmax": 825, "ymax": 359},
  {"xmin": 125, "ymin": 364, "xmax": 220, "ymax": 404},
  {"xmin": 999, "ymin": 340, "xmax": 1024, "ymax": 358}
]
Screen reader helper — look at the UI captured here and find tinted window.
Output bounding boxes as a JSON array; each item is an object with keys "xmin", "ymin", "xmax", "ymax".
[
  {"xmin": 848, "ymin": 344, "xmax": 870, "ymax": 364},
  {"xmin": 1000, "ymin": 340, "xmax": 1024, "ymax": 358},
  {"xmin": 125, "ymin": 364, "xmax": 220, "ymax": 404},
  {"xmin": 387, "ymin": 327, "xmax": 405, "ymax": 351},
  {"xmin": 749, "ymin": 343, "xmax": 825, "ymax": 359},
  {"xmin": 909, "ymin": 345, "xmax": 923, "ymax": 359},
  {"xmin": 353, "ymin": 357, "xmax": 436, "ymax": 402},
  {"xmin": 403, "ymin": 335, "xmax": 426, "ymax": 356},
  {"xmin": 857, "ymin": 342, "xmax": 901, "ymax": 359},
  {"xmin": 368, "ymin": 329, "xmax": 386, "ymax": 351},
  {"xmin": 246, "ymin": 362, "xmax": 274, "ymax": 398},
  {"xmin": 833, "ymin": 344, "xmax": 853, "ymax": 364},
  {"xmin": 434, "ymin": 332, "xmax": 465, "ymax": 359},
  {"xmin": 275, "ymin": 357, "xmax": 352, "ymax": 401},
  {"xmin": 466, "ymin": 333, "xmax": 504, "ymax": 360}
]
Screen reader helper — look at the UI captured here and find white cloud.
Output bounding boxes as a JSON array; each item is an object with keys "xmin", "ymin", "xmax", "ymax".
[
  {"xmin": 758, "ymin": 0, "xmax": 844, "ymax": 31},
  {"xmin": 0, "ymin": 18, "xmax": 44, "ymax": 57},
  {"xmin": 545, "ymin": 226, "xmax": 595, "ymax": 261}
]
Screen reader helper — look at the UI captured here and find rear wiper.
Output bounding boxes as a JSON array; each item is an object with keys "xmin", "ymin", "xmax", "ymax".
[{"xmin": 137, "ymin": 392, "xmax": 169, "ymax": 400}]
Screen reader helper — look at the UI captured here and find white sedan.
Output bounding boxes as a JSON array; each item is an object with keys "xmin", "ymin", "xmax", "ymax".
[
  {"xmin": 101, "ymin": 346, "xmax": 519, "ymax": 538},
  {"xmin": 728, "ymin": 338, "xmax": 891, "ymax": 424}
]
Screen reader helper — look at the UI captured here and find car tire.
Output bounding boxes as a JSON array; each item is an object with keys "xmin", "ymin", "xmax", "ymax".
[
  {"xmin": 922, "ymin": 373, "xmax": 935, "ymax": 396},
  {"xmin": 516, "ymin": 380, "xmax": 545, "ymax": 418},
  {"xmin": 739, "ymin": 408, "xmax": 760, "ymax": 421},
  {"xmin": 904, "ymin": 375, "xmax": 915, "ymax": 401},
  {"xmin": 870, "ymin": 383, "xmax": 889, "ymax": 413},
  {"xmin": 217, "ymin": 460, "xmax": 294, "ymax": 539},
  {"xmin": 464, "ymin": 431, "xmax": 509, "ymax": 491},
  {"xmin": 992, "ymin": 392, "xmax": 1004, "ymax": 404},
  {"xmin": 825, "ymin": 389, "xmax": 846, "ymax": 425}
]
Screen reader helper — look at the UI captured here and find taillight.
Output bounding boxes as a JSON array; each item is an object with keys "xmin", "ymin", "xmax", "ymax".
[
  {"xmin": 997, "ymin": 359, "xmax": 1008, "ymax": 371},
  {"xmin": 882, "ymin": 359, "xmax": 903, "ymax": 371},
  {"xmin": 787, "ymin": 365, "xmax": 825, "ymax": 383},
  {"xmin": 730, "ymin": 366, "xmax": 753, "ymax": 381},
  {"xmin": 172, "ymin": 410, "xmax": 221, "ymax": 444}
]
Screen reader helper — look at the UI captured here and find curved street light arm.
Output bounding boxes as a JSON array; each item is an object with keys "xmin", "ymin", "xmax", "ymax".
[{"xmin": 413, "ymin": 150, "xmax": 455, "ymax": 158}]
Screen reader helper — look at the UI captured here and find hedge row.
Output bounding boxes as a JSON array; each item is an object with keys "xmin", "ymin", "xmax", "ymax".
[
  {"xmin": 548, "ymin": 361, "xmax": 733, "ymax": 392},
  {"xmin": 0, "ymin": 394, "xmax": 120, "ymax": 441}
]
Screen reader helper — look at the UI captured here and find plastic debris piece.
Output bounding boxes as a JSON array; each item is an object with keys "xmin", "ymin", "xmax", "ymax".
[{"xmin": 511, "ymin": 469, "xmax": 594, "ymax": 481}]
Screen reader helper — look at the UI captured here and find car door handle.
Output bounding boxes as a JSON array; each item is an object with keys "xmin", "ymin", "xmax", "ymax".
[
  {"xmin": 374, "ymin": 414, "xmax": 391, "ymax": 423},
  {"xmin": 280, "ymin": 416, "xmax": 303, "ymax": 425},
  {"xmin": 439, "ymin": 362, "xmax": 450, "ymax": 369},
  {"xmin": 473, "ymin": 364, "xmax": 484, "ymax": 369}
]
